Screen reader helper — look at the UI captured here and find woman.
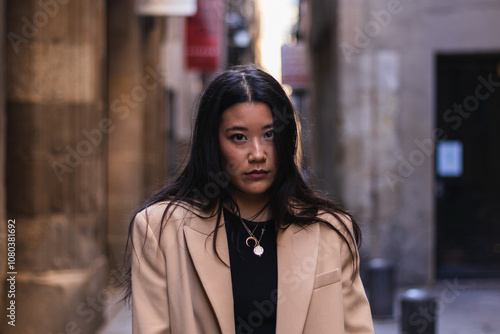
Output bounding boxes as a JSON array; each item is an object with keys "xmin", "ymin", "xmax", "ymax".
[{"xmin": 125, "ymin": 65, "xmax": 374, "ymax": 333}]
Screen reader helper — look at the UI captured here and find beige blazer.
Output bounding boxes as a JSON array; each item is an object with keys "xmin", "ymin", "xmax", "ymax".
[{"xmin": 131, "ymin": 202, "xmax": 374, "ymax": 334}]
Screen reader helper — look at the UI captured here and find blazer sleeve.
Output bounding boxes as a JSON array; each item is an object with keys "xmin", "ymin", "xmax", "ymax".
[
  {"xmin": 339, "ymin": 217, "xmax": 374, "ymax": 334},
  {"xmin": 131, "ymin": 210, "xmax": 170, "ymax": 334}
]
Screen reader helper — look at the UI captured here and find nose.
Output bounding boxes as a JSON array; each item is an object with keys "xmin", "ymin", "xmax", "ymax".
[{"xmin": 248, "ymin": 138, "xmax": 267, "ymax": 162}]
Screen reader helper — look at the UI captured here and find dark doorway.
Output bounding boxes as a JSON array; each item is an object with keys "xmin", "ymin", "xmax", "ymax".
[{"xmin": 435, "ymin": 53, "xmax": 500, "ymax": 279}]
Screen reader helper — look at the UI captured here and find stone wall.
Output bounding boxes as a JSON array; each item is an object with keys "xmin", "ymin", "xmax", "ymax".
[
  {"xmin": 107, "ymin": 0, "xmax": 169, "ymax": 272},
  {"xmin": 336, "ymin": 0, "xmax": 500, "ymax": 284},
  {"xmin": 4, "ymin": 1, "xmax": 108, "ymax": 332},
  {"xmin": 107, "ymin": 0, "xmax": 146, "ymax": 271}
]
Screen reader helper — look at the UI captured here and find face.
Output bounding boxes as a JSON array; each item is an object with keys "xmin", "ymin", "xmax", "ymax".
[{"xmin": 218, "ymin": 102, "xmax": 279, "ymax": 202}]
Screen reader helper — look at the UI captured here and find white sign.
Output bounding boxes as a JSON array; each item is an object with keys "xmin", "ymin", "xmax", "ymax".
[
  {"xmin": 136, "ymin": 0, "xmax": 197, "ymax": 16},
  {"xmin": 281, "ymin": 43, "xmax": 310, "ymax": 90},
  {"xmin": 437, "ymin": 141, "xmax": 463, "ymax": 177}
]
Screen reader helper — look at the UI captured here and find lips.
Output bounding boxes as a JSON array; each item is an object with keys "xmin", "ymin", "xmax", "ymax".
[
  {"xmin": 246, "ymin": 169, "xmax": 268, "ymax": 175},
  {"xmin": 245, "ymin": 169, "xmax": 269, "ymax": 179}
]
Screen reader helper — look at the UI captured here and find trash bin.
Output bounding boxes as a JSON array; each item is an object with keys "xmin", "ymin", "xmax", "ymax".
[
  {"xmin": 367, "ymin": 258, "xmax": 394, "ymax": 318},
  {"xmin": 401, "ymin": 289, "xmax": 436, "ymax": 334}
]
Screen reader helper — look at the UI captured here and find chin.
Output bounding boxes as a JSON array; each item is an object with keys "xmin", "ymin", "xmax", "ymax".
[
  {"xmin": 235, "ymin": 186, "xmax": 268, "ymax": 196},
  {"xmin": 247, "ymin": 188, "xmax": 273, "ymax": 196}
]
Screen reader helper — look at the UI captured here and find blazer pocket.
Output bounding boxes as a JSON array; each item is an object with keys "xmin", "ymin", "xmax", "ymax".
[{"xmin": 313, "ymin": 268, "xmax": 341, "ymax": 289}]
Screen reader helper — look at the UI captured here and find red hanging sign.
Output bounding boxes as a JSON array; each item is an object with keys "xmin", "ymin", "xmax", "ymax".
[{"xmin": 185, "ymin": 0, "xmax": 225, "ymax": 72}]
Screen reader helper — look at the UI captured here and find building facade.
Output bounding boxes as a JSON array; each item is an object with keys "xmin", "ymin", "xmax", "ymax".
[{"xmin": 307, "ymin": 0, "xmax": 500, "ymax": 285}]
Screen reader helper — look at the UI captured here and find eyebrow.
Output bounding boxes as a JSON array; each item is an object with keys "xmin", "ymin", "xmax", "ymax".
[{"xmin": 225, "ymin": 123, "xmax": 274, "ymax": 132}]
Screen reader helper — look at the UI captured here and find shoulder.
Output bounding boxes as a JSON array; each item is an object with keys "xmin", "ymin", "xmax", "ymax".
[
  {"xmin": 316, "ymin": 210, "xmax": 354, "ymax": 234},
  {"xmin": 290, "ymin": 199, "xmax": 354, "ymax": 232},
  {"xmin": 134, "ymin": 200, "xmax": 207, "ymax": 236},
  {"xmin": 313, "ymin": 209, "xmax": 359, "ymax": 251}
]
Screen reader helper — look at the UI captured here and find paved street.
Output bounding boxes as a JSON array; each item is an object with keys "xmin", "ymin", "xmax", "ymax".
[
  {"xmin": 96, "ymin": 298, "xmax": 131, "ymax": 334},
  {"xmin": 373, "ymin": 280, "xmax": 500, "ymax": 334},
  {"xmin": 98, "ymin": 280, "xmax": 500, "ymax": 334}
]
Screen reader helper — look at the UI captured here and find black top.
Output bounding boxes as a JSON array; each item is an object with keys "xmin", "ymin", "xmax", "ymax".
[{"xmin": 223, "ymin": 209, "xmax": 278, "ymax": 334}]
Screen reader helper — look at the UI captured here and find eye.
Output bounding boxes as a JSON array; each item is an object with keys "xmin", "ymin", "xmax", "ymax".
[
  {"xmin": 231, "ymin": 133, "xmax": 246, "ymax": 141},
  {"xmin": 264, "ymin": 130, "xmax": 275, "ymax": 139}
]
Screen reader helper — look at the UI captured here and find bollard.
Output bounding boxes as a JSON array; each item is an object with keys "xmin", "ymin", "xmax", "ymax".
[
  {"xmin": 400, "ymin": 289, "xmax": 436, "ymax": 334},
  {"xmin": 367, "ymin": 258, "xmax": 395, "ymax": 318}
]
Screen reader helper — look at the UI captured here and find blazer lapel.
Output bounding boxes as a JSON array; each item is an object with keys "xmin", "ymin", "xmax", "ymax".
[
  {"xmin": 183, "ymin": 212, "xmax": 320, "ymax": 333},
  {"xmin": 183, "ymin": 214, "xmax": 235, "ymax": 333},
  {"xmin": 276, "ymin": 223, "xmax": 320, "ymax": 333}
]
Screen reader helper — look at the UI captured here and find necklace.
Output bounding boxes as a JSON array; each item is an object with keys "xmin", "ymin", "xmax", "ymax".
[{"xmin": 239, "ymin": 218, "xmax": 267, "ymax": 257}]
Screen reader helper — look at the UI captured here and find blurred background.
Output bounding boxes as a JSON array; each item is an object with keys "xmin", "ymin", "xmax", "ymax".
[{"xmin": 0, "ymin": 0, "xmax": 499, "ymax": 333}]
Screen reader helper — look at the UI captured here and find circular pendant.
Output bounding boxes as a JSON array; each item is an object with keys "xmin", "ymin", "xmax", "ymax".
[{"xmin": 253, "ymin": 245, "xmax": 264, "ymax": 257}]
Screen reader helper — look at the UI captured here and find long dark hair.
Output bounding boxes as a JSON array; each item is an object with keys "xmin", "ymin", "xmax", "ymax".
[{"xmin": 120, "ymin": 64, "xmax": 361, "ymax": 300}]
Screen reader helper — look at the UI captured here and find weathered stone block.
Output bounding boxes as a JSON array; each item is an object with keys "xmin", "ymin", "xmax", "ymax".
[{"xmin": 4, "ymin": 258, "xmax": 108, "ymax": 334}]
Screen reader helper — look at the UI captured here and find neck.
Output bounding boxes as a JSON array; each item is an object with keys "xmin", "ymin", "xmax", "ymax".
[{"xmin": 229, "ymin": 191, "xmax": 270, "ymax": 221}]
